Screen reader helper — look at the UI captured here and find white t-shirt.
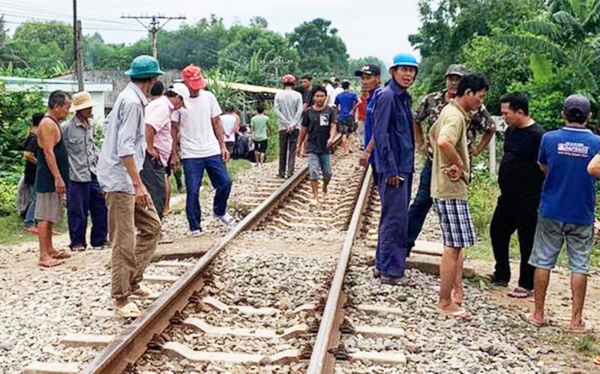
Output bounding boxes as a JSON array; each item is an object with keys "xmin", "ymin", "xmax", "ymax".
[
  {"xmin": 220, "ymin": 114, "xmax": 237, "ymax": 143},
  {"xmin": 173, "ymin": 90, "xmax": 223, "ymax": 159},
  {"xmin": 329, "ymin": 86, "xmax": 343, "ymax": 107},
  {"xmin": 326, "ymin": 84, "xmax": 335, "ymax": 106}
]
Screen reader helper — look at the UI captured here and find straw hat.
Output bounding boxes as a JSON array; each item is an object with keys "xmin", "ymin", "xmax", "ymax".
[{"xmin": 70, "ymin": 91, "xmax": 98, "ymax": 112}]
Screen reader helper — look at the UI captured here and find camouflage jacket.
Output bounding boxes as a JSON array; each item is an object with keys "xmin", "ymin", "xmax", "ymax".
[{"xmin": 415, "ymin": 90, "xmax": 495, "ymax": 152}]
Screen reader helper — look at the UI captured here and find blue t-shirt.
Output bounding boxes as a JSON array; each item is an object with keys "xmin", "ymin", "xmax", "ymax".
[
  {"xmin": 335, "ymin": 91, "xmax": 358, "ymax": 121},
  {"xmin": 538, "ymin": 127, "xmax": 600, "ymax": 225}
]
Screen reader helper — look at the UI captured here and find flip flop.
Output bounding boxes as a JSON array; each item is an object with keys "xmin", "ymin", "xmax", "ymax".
[
  {"xmin": 593, "ymin": 356, "xmax": 600, "ymax": 366},
  {"xmin": 567, "ymin": 322, "xmax": 593, "ymax": 335},
  {"xmin": 116, "ymin": 302, "xmax": 142, "ymax": 318},
  {"xmin": 436, "ymin": 306, "xmax": 471, "ymax": 319},
  {"xmin": 131, "ymin": 284, "xmax": 153, "ymax": 298},
  {"xmin": 38, "ymin": 259, "xmax": 64, "ymax": 268},
  {"xmin": 520, "ymin": 313, "xmax": 548, "ymax": 328},
  {"xmin": 508, "ymin": 287, "xmax": 534, "ymax": 298},
  {"xmin": 52, "ymin": 251, "xmax": 72, "ymax": 260}
]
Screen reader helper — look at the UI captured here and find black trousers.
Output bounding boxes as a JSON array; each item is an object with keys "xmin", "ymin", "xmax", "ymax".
[
  {"xmin": 279, "ymin": 129, "xmax": 299, "ymax": 178},
  {"xmin": 140, "ymin": 152, "xmax": 166, "ymax": 220},
  {"xmin": 489, "ymin": 193, "xmax": 540, "ymax": 290}
]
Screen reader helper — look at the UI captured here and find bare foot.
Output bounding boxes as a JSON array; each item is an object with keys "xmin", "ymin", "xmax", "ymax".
[
  {"xmin": 51, "ymin": 251, "xmax": 71, "ymax": 260},
  {"xmin": 451, "ymin": 290, "xmax": 464, "ymax": 306},
  {"xmin": 26, "ymin": 226, "xmax": 39, "ymax": 236},
  {"xmin": 38, "ymin": 258, "xmax": 64, "ymax": 267}
]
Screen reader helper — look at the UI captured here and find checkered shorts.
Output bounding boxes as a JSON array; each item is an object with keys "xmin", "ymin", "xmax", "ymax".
[{"xmin": 433, "ymin": 198, "xmax": 476, "ymax": 248}]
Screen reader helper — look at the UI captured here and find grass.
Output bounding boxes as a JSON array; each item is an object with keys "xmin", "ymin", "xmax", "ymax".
[{"xmin": 0, "ymin": 211, "xmax": 67, "ymax": 247}]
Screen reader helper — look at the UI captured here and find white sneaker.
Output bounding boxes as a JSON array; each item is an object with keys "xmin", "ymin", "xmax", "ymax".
[
  {"xmin": 189, "ymin": 230, "xmax": 203, "ymax": 238},
  {"xmin": 214, "ymin": 212, "xmax": 236, "ymax": 226}
]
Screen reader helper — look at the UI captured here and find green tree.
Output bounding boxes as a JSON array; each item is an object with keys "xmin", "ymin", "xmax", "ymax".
[
  {"xmin": 347, "ymin": 56, "xmax": 390, "ymax": 81},
  {"xmin": 287, "ymin": 18, "xmax": 349, "ymax": 77},
  {"xmin": 499, "ymin": 0, "xmax": 600, "ymax": 94},
  {"xmin": 218, "ymin": 24, "xmax": 299, "ymax": 85},
  {"xmin": 9, "ymin": 21, "xmax": 72, "ymax": 75}
]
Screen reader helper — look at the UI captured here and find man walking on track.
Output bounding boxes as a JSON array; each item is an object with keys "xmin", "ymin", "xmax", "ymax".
[
  {"xmin": 177, "ymin": 65, "xmax": 235, "ymax": 238},
  {"xmin": 35, "ymin": 90, "xmax": 72, "ymax": 268},
  {"xmin": 297, "ymin": 85, "xmax": 337, "ymax": 205},
  {"xmin": 63, "ymin": 91, "xmax": 108, "ymax": 252},
  {"xmin": 98, "ymin": 55, "xmax": 164, "ymax": 318},
  {"xmin": 407, "ymin": 64, "xmax": 495, "ymax": 256},
  {"xmin": 430, "ymin": 73, "xmax": 488, "ymax": 317},
  {"xmin": 525, "ymin": 94, "xmax": 600, "ymax": 333},
  {"xmin": 274, "ymin": 74, "xmax": 303, "ymax": 179},
  {"xmin": 372, "ymin": 53, "xmax": 418, "ymax": 286},
  {"xmin": 334, "ymin": 81, "xmax": 358, "ymax": 154},
  {"xmin": 488, "ymin": 92, "xmax": 545, "ymax": 298}
]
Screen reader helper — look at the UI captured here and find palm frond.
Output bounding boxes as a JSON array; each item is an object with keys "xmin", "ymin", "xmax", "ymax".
[
  {"xmin": 530, "ymin": 54, "xmax": 553, "ymax": 82},
  {"xmin": 495, "ymin": 35, "xmax": 567, "ymax": 60},
  {"xmin": 522, "ymin": 20, "xmax": 561, "ymax": 38},
  {"xmin": 565, "ymin": 54, "xmax": 599, "ymax": 91},
  {"xmin": 553, "ymin": 11, "xmax": 585, "ymax": 35},
  {"xmin": 582, "ymin": 0, "xmax": 600, "ymax": 32}
]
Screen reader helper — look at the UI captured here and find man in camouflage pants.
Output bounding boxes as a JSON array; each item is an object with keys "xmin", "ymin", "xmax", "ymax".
[{"xmin": 407, "ymin": 64, "xmax": 496, "ymax": 255}]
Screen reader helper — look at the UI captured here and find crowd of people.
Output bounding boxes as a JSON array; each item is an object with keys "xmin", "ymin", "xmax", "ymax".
[
  {"xmin": 16, "ymin": 51, "xmax": 600, "ymax": 331},
  {"xmin": 357, "ymin": 52, "xmax": 598, "ymax": 335}
]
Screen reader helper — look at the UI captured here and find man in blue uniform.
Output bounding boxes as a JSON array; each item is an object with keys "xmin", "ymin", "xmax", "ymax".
[{"xmin": 372, "ymin": 53, "xmax": 418, "ymax": 285}]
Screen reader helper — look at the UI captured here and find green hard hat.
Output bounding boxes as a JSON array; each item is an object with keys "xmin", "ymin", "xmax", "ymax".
[{"xmin": 125, "ymin": 55, "xmax": 164, "ymax": 79}]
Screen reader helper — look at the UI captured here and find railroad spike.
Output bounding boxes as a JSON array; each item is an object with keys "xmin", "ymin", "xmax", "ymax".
[
  {"xmin": 299, "ymin": 344, "xmax": 314, "ymax": 360},
  {"xmin": 334, "ymin": 343, "xmax": 351, "ymax": 361},
  {"xmin": 340, "ymin": 318, "xmax": 356, "ymax": 334}
]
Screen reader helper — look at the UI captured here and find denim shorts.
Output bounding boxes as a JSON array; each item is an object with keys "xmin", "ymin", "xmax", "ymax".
[
  {"xmin": 308, "ymin": 153, "xmax": 332, "ymax": 181},
  {"xmin": 529, "ymin": 215, "xmax": 594, "ymax": 274}
]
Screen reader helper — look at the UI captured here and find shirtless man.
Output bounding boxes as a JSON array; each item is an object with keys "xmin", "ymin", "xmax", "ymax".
[{"xmin": 35, "ymin": 90, "xmax": 72, "ymax": 267}]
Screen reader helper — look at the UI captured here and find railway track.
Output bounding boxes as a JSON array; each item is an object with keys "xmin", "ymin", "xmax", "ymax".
[{"xmin": 24, "ymin": 144, "xmax": 430, "ymax": 374}]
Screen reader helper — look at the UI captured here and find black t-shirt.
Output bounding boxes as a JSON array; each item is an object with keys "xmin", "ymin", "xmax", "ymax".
[
  {"xmin": 302, "ymin": 106, "xmax": 336, "ymax": 154},
  {"xmin": 498, "ymin": 123, "xmax": 545, "ymax": 195},
  {"xmin": 24, "ymin": 133, "xmax": 38, "ymax": 186},
  {"xmin": 296, "ymin": 86, "xmax": 314, "ymax": 106}
]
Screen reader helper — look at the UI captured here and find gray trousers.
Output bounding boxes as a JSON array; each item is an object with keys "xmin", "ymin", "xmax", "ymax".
[{"xmin": 279, "ymin": 129, "xmax": 299, "ymax": 178}]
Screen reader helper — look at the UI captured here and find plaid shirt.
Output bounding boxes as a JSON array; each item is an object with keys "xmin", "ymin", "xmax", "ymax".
[{"xmin": 415, "ymin": 90, "xmax": 495, "ymax": 154}]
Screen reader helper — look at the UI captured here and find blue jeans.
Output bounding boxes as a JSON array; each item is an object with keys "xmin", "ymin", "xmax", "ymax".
[
  {"xmin": 376, "ymin": 172, "xmax": 413, "ymax": 278},
  {"xmin": 24, "ymin": 186, "xmax": 37, "ymax": 226},
  {"xmin": 66, "ymin": 175, "xmax": 108, "ymax": 248},
  {"xmin": 308, "ymin": 153, "xmax": 332, "ymax": 180},
  {"xmin": 182, "ymin": 155, "xmax": 232, "ymax": 232},
  {"xmin": 406, "ymin": 158, "xmax": 433, "ymax": 251}
]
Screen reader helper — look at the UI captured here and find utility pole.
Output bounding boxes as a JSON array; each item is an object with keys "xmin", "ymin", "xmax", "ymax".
[
  {"xmin": 73, "ymin": 0, "xmax": 84, "ymax": 91},
  {"xmin": 121, "ymin": 14, "xmax": 186, "ymax": 58}
]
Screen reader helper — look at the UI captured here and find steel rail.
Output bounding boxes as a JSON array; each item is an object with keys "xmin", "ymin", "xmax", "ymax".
[
  {"xmin": 306, "ymin": 165, "xmax": 373, "ymax": 374},
  {"xmin": 80, "ymin": 166, "xmax": 310, "ymax": 374},
  {"xmin": 80, "ymin": 136, "xmax": 344, "ymax": 374}
]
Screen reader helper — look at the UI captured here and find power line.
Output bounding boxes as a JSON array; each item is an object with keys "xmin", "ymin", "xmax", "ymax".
[{"xmin": 121, "ymin": 14, "xmax": 186, "ymax": 58}]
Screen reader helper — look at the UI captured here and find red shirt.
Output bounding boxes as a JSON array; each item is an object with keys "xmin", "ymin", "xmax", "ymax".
[{"xmin": 357, "ymin": 96, "xmax": 368, "ymax": 121}]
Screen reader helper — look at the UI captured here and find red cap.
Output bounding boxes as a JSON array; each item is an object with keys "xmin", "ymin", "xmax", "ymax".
[
  {"xmin": 283, "ymin": 74, "xmax": 296, "ymax": 84},
  {"xmin": 181, "ymin": 65, "xmax": 207, "ymax": 90}
]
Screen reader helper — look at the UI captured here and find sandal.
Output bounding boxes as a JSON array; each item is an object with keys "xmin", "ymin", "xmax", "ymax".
[
  {"xmin": 71, "ymin": 245, "xmax": 86, "ymax": 252},
  {"xmin": 484, "ymin": 273, "xmax": 508, "ymax": 287},
  {"xmin": 508, "ymin": 287, "xmax": 534, "ymax": 298},
  {"xmin": 567, "ymin": 322, "xmax": 593, "ymax": 335},
  {"xmin": 520, "ymin": 313, "xmax": 548, "ymax": 328},
  {"xmin": 116, "ymin": 302, "xmax": 142, "ymax": 318},
  {"xmin": 436, "ymin": 306, "xmax": 471, "ymax": 319},
  {"xmin": 131, "ymin": 284, "xmax": 153, "ymax": 298},
  {"xmin": 593, "ymin": 356, "xmax": 600, "ymax": 366},
  {"xmin": 373, "ymin": 267, "xmax": 381, "ymax": 278}
]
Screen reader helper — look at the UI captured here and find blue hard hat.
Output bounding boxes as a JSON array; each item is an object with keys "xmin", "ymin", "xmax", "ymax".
[
  {"xmin": 390, "ymin": 53, "xmax": 419, "ymax": 71},
  {"xmin": 125, "ymin": 55, "xmax": 165, "ymax": 79}
]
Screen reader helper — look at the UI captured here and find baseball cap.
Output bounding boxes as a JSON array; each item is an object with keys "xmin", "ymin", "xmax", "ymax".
[
  {"xmin": 283, "ymin": 74, "xmax": 296, "ymax": 84},
  {"xmin": 445, "ymin": 64, "xmax": 467, "ymax": 77},
  {"xmin": 354, "ymin": 64, "xmax": 382, "ymax": 77},
  {"xmin": 168, "ymin": 82, "xmax": 191, "ymax": 108},
  {"xmin": 181, "ymin": 65, "xmax": 208, "ymax": 90},
  {"xmin": 563, "ymin": 94, "xmax": 591, "ymax": 122}
]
